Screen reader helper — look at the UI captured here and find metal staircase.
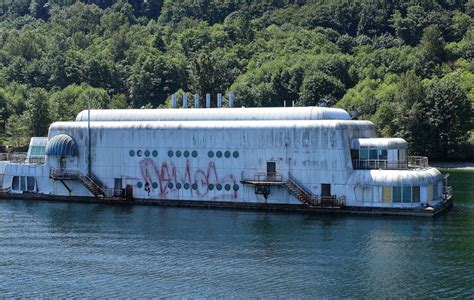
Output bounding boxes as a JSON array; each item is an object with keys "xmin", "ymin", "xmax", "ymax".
[
  {"xmin": 50, "ymin": 168, "xmax": 109, "ymax": 198},
  {"xmin": 284, "ymin": 174, "xmax": 314, "ymax": 206},
  {"xmin": 241, "ymin": 172, "xmax": 345, "ymax": 207}
]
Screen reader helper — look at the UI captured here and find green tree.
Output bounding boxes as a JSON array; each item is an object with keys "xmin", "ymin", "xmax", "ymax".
[{"xmin": 25, "ymin": 88, "xmax": 51, "ymax": 136}]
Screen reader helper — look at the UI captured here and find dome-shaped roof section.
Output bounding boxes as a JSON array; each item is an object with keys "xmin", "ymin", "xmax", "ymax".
[{"xmin": 46, "ymin": 134, "xmax": 78, "ymax": 156}]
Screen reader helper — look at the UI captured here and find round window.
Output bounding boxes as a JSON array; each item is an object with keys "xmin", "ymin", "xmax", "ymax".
[
  {"xmin": 225, "ymin": 184, "xmax": 231, "ymax": 191},
  {"xmin": 129, "ymin": 150, "xmax": 135, "ymax": 157},
  {"xmin": 152, "ymin": 150, "xmax": 158, "ymax": 157},
  {"xmin": 168, "ymin": 150, "xmax": 174, "ymax": 157},
  {"xmin": 176, "ymin": 150, "xmax": 182, "ymax": 158},
  {"xmin": 137, "ymin": 181, "xmax": 143, "ymax": 188},
  {"xmin": 216, "ymin": 184, "xmax": 222, "ymax": 191},
  {"xmin": 233, "ymin": 151, "xmax": 239, "ymax": 158},
  {"xmin": 208, "ymin": 151, "xmax": 214, "ymax": 158},
  {"xmin": 224, "ymin": 151, "xmax": 231, "ymax": 158},
  {"xmin": 152, "ymin": 182, "xmax": 158, "ymax": 189},
  {"xmin": 216, "ymin": 151, "xmax": 223, "ymax": 158},
  {"xmin": 208, "ymin": 183, "xmax": 215, "ymax": 190},
  {"xmin": 192, "ymin": 151, "xmax": 198, "ymax": 158},
  {"xmin": 168, "ymin": 182, "xmax": 174, "ymax": 189},
  {"xmin": 137, "ymin": 150, "xmax": 143, "ymax": 157},
  {"xmin": 145, "ymin": 150, "xmax": 150, "ymax": 157},
  {"xmin": 184, "ymin": 183, "xmax": 190, "ymax": 190},
  {"xmin": 183, "ymin": 150, "xmax": 190, "ymax": 158},
  {"xmin": 192, "ymin": 183, "xmax": 198, "ymax": 190},
  {"xmin": 233, "ymin": 184, "xmax": 239, "ymax": 191},
  {"xmin": 176, "ymin": 182, "xmax": 182, "ymax": 190}
]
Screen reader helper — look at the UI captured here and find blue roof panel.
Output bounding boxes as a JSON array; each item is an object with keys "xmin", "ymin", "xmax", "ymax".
[{"xmin": 46, "ymin": 134, "xmax": 78, "ymax": 156}]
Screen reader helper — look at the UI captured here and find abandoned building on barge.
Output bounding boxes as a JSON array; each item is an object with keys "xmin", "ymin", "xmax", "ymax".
[{"xmin": 0, "ymin": 104, "xmax": 452, "ymax": 216}]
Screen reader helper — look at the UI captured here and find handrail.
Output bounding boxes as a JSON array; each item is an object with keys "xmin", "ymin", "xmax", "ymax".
[
  {"xmin": 353, "ymin": 156, "xmax": 429, "ymax": 170},
  {"xmin": 49, "ymin": 167, "xmax": 111, "ymax": 197},
  {"xmin": 0, "ymin": 152, "xmax": 45, "ymax": 164}
]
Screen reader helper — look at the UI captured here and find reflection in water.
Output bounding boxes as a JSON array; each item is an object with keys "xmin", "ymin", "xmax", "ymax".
[{"xmin": 0, "ymin": 171, "xmax": 473, "ymax": 297}]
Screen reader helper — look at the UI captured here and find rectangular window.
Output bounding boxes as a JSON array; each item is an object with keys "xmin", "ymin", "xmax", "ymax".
[
  {"xmin": 383, "ymin": 186, "xmax": 392, "ymax": 202},
  {"xmin": 20, "ymin": 176, "xmax": 27, "ymax": 191},
  {"xmin": 12, "ymin": 176, "xmax": 19, "ymax": 190},
  {"xmin": 27, "ymin": 176, "xmax": 35, "ymax": 191},
  {"xmin": 402, "ymin": 186, "xmax": 412, "ymax": 203},
  {"xmin": 393, "ymin": 187, "xmax": 402, "ymax": 203},
  {"xmin": 412, "ymin": 186, "xmax": 420, "ymax": 202},
  {"xmin": 351, "ymin": 149, "xmax": 359, "ymax": 160},
  {"xmin": 369, "ymin": 149, "xmax": 378, "ymax": 159},
  {"xmin": 428, "ymin": 185, "xmax": 433, "ymax": 201},
  {"xmin": 379, "ymin": 149, "xmax": 388, "ymax": 160},
  {"xmin": 360, "ymin": 147, "xmax": 369, "ymax": 160}
]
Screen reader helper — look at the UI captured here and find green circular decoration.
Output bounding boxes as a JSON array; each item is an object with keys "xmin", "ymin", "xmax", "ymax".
[
  {"xmin": 183, "ymin": 150, "xmax": 190, "ymax": 158},
  {"xmin": 137, "ymin": 150, "xmax": 143, "ymax": 157},
  {"xmin": 176, "ymin": 182, "xmax": 182, "ymax": 190},
  {"xmin": 152, "ymin": 150, "xmax": 158, "ymax": 157},
  {"xmin": 192, "ymin": 183, "xmax": 198, "ymax": 190},
  {"xmin": 233, "ymin": 184, "xmax": 239, "ymax": 191},
  {"xmin": 224, "ymin": 151, "xmax": 231, "ymax": 158},
  {"xmin": 225, "ymin": 184, "xmax": 231, "ymax": 191},
  {"xmin": 168, "ymin": 150, "xmax": 174, "ymax": 157},
  {"xmin": 216, "ymin": 151, "xmax": 223, "ymax": 158},
  {"xmin": 208, "ymin": 151, "xmax": 214, "ymax": 158},
  {"xmin": 152, "ymin": 182, "xmax": 158, "ymax": 189},
  {"xmin": 184, "ymin": 183, "xmax": 190, "ymax": 190},
  {"xmin": 129, "ymin": 150, "xmax": 135, "ymax": 157},
  {"xmin": 216, "ymin": 184, "xmax": 222, "ymax": 191},
  {"xmin": 208, "ymin": 183, "xmax": 214, "ymax": 190},
  {"xmin": 192, "ymin": 151, "xmax": 198, "ymax": 158},
  {"xmin": 145, "ymin": 150, "xmax": 150, "ymax": 157},
  {"xmin": 137, "ymin": 181, "xmax": 143, "ymax": 188},
  {"xmin": 168, "ymin": 182, "xmax": 174, "ymax": 189},
  {"xmin": 233, "ymin": 151, "xmax": 239, "ymax": 158},
  {"xmin": 176, "ymin": 150, "xmax": 182, "ymax": 158}
]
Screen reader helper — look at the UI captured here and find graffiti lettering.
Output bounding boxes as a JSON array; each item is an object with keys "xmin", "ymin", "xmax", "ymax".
[{"xmin": 139, "ymin": 158, "xmax": 237, "ymax": 200}]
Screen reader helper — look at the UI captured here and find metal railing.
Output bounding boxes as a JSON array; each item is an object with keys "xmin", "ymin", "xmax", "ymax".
[
  {"xmin": 253, "ymin": 172, "xmax": 286, "ymax": 182},
  {"xmin": 443, "ymin": 186, "xmax": 453, "ymax": 200},
  {"xmin": 352, "ymin": 156, "xmax": 429, "ymax": 170},
  {"xmin": 0, "ymin": 152, "xmax": 45, "ymax": 164},
  {"xmin": 49, "ymin": 168, "xmax": 81, "ymax": 180},
  {"xmin": 307, "ymin": 195, "xmax": 346, "ymax": 207}
]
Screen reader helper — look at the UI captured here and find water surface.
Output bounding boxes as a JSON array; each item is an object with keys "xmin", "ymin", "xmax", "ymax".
[{"xmin": 0, "ymin": 171, "xmax": 473, "ymax": 297}]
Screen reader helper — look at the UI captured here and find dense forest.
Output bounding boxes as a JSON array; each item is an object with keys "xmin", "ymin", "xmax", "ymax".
[{"xmin": 0, "ymin": 0, "xmax": 472, "ymax": 160}]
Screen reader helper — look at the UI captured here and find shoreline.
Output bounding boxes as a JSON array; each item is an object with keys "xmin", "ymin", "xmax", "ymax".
[{"xmin": 431, "ymin": 162, "xmax": 474, "ymax": 170}]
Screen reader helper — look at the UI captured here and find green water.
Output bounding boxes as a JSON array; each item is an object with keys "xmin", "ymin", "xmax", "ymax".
[{"xmin": 0, "ymin": 170, "xmax": 472, "ymax": 297}]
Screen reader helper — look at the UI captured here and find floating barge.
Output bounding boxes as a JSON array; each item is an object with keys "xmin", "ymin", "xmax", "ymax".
[{"xmin": 0, "ymin": 105, "xmax": 452, "ymax": 217}]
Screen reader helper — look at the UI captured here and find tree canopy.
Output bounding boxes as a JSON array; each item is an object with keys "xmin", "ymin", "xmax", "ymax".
[{"xmin": 0, "ymin": 0, "xmax": 472, "ymax": 160}]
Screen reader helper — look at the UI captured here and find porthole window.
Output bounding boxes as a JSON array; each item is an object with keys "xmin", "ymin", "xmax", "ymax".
[
  {"xmin": 233, "ymin": 151, "xmax": 239, "ymax": 158},
  {"xmin": 192, "ymin": 183, "xmax": 198, "ymax": 190},
  {"xmin": 208, "ymin": 151, "xmax": 214, "ymax": 158},
  {"xmin": 176, "ymin": 150, "xmax": 182, "ymax": 158},
  {"xmin": 233, "ymin": 184, "xmax": 239, "ymax": 191},
  {"xmin": 137, "ymin": 150, "xmax": 143, "ymax": 157},
  {"xmin": 152, "ymin": 182, "xmax": 158, "ymax": 189},
  {"xmin": 129, "ymin": 150, "xmax": 135, "ymax": 157},
  {"xmin": 137, "ymin": 181, "xmax": 143, "ymax": 188},
  {"xmin": 184, "ymin": 183, "xmax": 190, "ymax": 190},
  {"xmin": 145, "ymin": 150, "xmax": 150, "ymax": 157},
  {"xmin": 208, "ymin": 183, "xmax": 215, "ymax": 190},
  {"xmin": 224, "ymin": 151, "xmax": 231, "ymax": 158},
  {"xmin": 192, "ymin": 151, "xmax": 198, "ymax": 158},
  {"xmin": 216, "ymin": 151, "xmax": 223, "ymax": 158},
  {"xmin": 168, "ymin": 150, "xmax": 174, "ymax": 157},
  {"xmin": 184, "ymin": 150, "xmax": 190, "ymax": 158},
  {"xmin": 152, "ymin": 150, "xmax": 158, "ymax": 157},
  {"xmin": 225, "ymin": 184, "xmax": 231, "ymax": 191},
  {"xmin": 176, "ymin": 183, "xmax": 182, "ymax": 190},
  {"xmin": 168, "ymin": 182, "xmax": 174, "ymax": 189},
  {"xmin": 216, "ymin": 184, "xmax": 222, "ymax": 191}
]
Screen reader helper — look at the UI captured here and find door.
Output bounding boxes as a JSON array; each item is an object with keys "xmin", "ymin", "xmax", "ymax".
[
  {"xmin": 321, "ymin": 184, "xmax": 331, "ymax": 197},
  {"xmin": 59, "ymin": 157, "xmax": 66, "ymax": 174},
  {"xmin": 266, "ymin": 161, "xmax": 276, "ymax": 179}
]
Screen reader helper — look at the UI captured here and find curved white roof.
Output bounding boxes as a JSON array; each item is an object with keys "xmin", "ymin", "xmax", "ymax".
[
  {"xmin": 348, "ymin": 168, "xmax": 442, "ymax": 186},
  {"xmin": 351, "ymin": 138, "xmax": 407, "ymax": 149},
  {"xmin": 75, "ymin": 107, "xmax": 351, "ymax": 122},
  {"xmin": 51, "ymin": 119, "xmax": 374, "ymax": 132}
]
